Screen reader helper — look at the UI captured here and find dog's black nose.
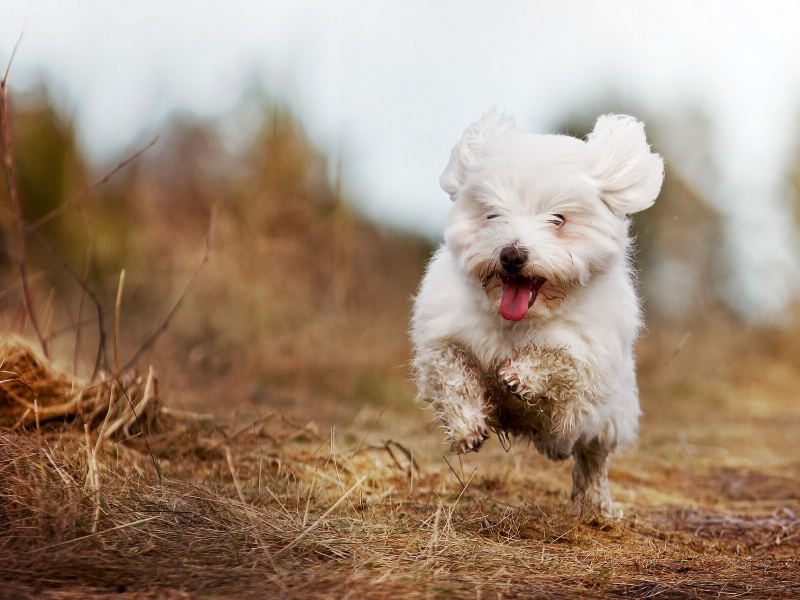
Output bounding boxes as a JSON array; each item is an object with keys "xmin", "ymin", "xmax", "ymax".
[{"xmin": 500, "ymin": 246, "xmax": 527, "ymax": 274}]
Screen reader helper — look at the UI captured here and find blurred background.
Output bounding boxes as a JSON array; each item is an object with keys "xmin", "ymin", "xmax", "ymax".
[{"xmin": 3, "ymin": 1, "xmax": 800, "ymax": 434}]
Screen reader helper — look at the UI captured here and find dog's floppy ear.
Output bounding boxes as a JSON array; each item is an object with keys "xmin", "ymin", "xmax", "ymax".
[
  {"xmin": 440, "ymin": 110, "xmax": 515, "ymax": 200},
  {"xmin": 586, "ymin": 114, "xmax": 664, "ymax": 216}
]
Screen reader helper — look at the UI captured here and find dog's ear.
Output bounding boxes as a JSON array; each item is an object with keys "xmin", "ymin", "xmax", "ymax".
[
  {"xmin": 586, "ymin": 114, "xmax": 664, "ymax": 216},
  {"xmin": 440, "ymin": 110, "xmax": 515, "ymax": 200}
]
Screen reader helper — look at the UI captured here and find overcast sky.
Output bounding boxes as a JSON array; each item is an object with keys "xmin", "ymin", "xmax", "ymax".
[{"xmin": 3, "ymin": 1, "xmax": 800, "ymax": 320}]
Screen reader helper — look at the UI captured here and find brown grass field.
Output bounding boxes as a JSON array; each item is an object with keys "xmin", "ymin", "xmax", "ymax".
[
  {"xmin": 2, "ymin": 317, "xmax": 800, "ymax": 600},
  {"xmin": 2, "ymin": 78, "xmax": 800, "ymax": 599}
]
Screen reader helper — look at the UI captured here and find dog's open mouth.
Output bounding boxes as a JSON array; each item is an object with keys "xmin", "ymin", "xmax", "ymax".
[{"xmin": 499, "ymin": 276, "xmax": 546, "ymax": 321}]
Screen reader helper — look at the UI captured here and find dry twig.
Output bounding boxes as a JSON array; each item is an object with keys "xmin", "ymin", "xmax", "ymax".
[
  {"xmin": 0, "ymin": 34, "xmax": 47, "ymax": 357},
  {"xmin": 25, "ymin": 136, "xmax": 159, "ymax": 234},
  {"xmin": 122, "ymin": 205, "xmax": 217, "ymax": 373}
]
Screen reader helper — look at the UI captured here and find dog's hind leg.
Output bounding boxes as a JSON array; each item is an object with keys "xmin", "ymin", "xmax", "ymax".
[
  {"xmin": 570, "ymin": 437, "xmax": 619, "ymax": 518},
  {"xmin": 414, "ymin": 344, "xmax": 490, "ymax": 454}
]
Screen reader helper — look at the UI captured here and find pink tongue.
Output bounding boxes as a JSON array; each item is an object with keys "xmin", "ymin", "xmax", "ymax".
[{"xmin": 500, "ymin": 278, "xmax": 535, "ymax": 321}]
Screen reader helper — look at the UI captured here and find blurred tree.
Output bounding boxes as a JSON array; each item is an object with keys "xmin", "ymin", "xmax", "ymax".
[
  {"xmin": 0, "ymin": 82, "xmax": 89, "ymax": 270},
  {"xmin": 8, "ymin": 82, "xmax": 87, "ymax": 222}
]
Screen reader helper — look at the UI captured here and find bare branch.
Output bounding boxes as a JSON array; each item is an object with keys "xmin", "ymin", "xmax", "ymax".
[
  {"xmin": 0, "ymin": 131, "xmax": 157, "ymax": 379},
  {"xmin": 31, "ymin": 228, "xmax": 109, "ymax": 379},
  {"xmin": 121, "ymin": 206, "xmax": 217, "ymax": 373},
  {"xmin": 25, "ymin": 136, "xmax": 159, "ymax": 234},
  {"xmin": 1, "ymin": 34, "xmax": 48, "ymax": 357},
  {"xmin": 44, "ymin": 317, "xmax": 96, "ymax": 345},
  {"xmin": 0, "ymin": 197, "xmax": 111, "ymax": 377}
]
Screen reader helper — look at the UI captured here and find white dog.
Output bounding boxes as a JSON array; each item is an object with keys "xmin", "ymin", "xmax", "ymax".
[{"xmin": 411, "ymin": 112, "xmax": 663, "ymax": 517}]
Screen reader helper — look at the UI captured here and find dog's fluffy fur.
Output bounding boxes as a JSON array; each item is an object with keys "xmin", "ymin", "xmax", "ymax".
[{"xmin": 411, "ymin": 112, "xmax": 663, "ymax": 517}]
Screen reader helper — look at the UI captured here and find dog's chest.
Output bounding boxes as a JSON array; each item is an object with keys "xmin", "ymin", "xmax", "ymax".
[{"xmin": 455, "ymin": 317, "xmax": 549, "ymax": 370}]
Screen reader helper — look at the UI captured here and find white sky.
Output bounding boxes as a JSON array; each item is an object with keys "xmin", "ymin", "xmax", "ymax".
[{"xmin": 3, "ymin": 0, "xmax": 800, "ymax": 320}]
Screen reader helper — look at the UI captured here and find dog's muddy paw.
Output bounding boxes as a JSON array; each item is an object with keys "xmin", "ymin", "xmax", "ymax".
[
  {"xmin": 450, "ymin": 423, "xmax": 491, "ymax": 454},
  {"xmin": 498, "ymin": 362, "xmax": 522, "ymax": 394}
]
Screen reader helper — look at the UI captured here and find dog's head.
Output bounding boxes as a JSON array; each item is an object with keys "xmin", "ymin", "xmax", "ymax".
[{"xmin": 441, "ymin": 111, "xmax": 663, "ymax": 321}]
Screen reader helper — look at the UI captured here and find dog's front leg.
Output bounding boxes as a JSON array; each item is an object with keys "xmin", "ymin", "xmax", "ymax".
[
  {"xmin": 497, "ymin": 345, "xmax": 592, "ymax": 459},
  {"xmin": 497, "ymin": 348, "xmax": 550, "ymax": 401},
  {"xmin": 414, "ymin": 345, "xmax": 490, "ymax": 454},
  {"xmin": 570, "ymin": 437, "xmax": 618, "ymax": 518}
]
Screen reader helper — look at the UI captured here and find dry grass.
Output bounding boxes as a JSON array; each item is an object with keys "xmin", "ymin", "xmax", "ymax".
[
  {"xmin": 2, "ymin": 336, "xmax": 800, "ymax": 599},
  {"xmin": 0, "ymin": 337, "xmax": 159, "ymax": 435}
]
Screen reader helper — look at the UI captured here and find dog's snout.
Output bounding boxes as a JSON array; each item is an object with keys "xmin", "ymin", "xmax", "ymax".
[{"xmin": 500, "ymin": 246, "xmax": 527, "ymax": 274}]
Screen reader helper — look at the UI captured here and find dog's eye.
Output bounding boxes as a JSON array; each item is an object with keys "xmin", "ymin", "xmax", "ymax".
[
  {"xmin": 548, "ymin": 214, "xmax": 565, "ymax": 226},
  {"xmin": 486, "ymin": 214, "xmax": 500, "ymax": 221}
]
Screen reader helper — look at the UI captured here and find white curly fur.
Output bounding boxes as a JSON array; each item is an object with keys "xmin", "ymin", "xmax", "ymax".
[
  {"xmin": 413, "ymin": 345, "xmax": 490, "ymax": 453},
  {"xmin": 411, "ymin": 111, "xmax": 663, "ymax": 517}
]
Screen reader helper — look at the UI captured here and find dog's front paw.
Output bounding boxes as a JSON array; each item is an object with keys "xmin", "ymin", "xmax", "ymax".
[
  {"xmin": 450, "ymin": 421, "xmax": 491, "ymax": 454},
  {"xmin": 498, "ymin": 360, "xmax": 523, "ymax": 396}
]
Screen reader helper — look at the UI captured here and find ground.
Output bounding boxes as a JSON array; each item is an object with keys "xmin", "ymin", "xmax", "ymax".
[{"xmin": 2, "ymin": 319, "xmax": 800, "ymax": 600}]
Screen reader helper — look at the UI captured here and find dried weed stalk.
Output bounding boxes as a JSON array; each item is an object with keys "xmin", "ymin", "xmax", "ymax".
[{"xmin": 0, "ymin": 337, "xmax": 160, "ymax": 437}]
